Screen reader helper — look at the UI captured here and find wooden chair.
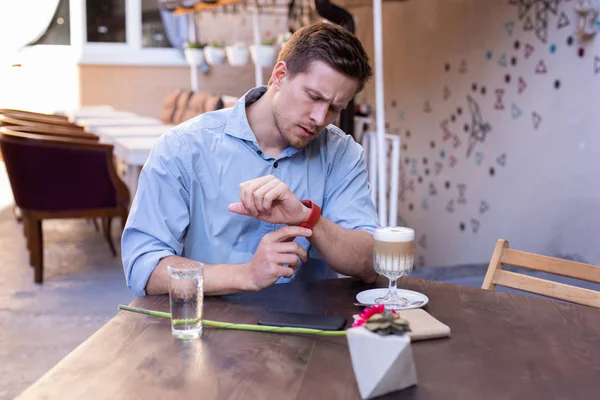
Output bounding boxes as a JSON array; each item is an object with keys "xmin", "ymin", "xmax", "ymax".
[
  {"xmin": 3, "ymin": 124, "xmax": 99, "ymax": 141},
  {"xmin": 0, "ymin": 108, "xmax": 69, "ymax": 122},
  {"xmin": 482, "ymin": 239, "xmax": 600, "ymax": 308},
  {"xmin": 0, "ymin": 112, "xmax": 85, "ymax": 130},
  {"xmin": 0, "ymin": 128, "xmax": 130, "ymax": 283}
]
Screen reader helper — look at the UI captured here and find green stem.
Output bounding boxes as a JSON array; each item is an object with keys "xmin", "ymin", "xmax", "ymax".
[{"xmin": 118, "ymin": 305, "xmax": 347, "ymax": 337}]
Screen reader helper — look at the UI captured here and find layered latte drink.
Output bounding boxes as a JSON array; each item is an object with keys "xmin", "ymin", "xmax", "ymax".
[{"xmin": 373, "ymin": 227, "xmax": 415, "ymax": 278}]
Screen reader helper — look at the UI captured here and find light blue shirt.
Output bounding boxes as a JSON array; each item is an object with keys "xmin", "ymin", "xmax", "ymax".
[{"xmin": 122, "ymin": 86, "xmax": 379, "ymax": 296}]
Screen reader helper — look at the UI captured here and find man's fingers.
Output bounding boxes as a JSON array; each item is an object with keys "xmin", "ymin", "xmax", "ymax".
[
  {"xmin": 253, "ymin": 179, "xmax": 280, "ymax": 213},
  {"xmin": 275, "ymin": 254, "xmax": 301, "ymax": 269},
  {"xmin": 263, "ymin": 181, "xmax": 288, "ymax": 211},
  {"xmin": 240, "ymin": 176, "xmax": 275, "ymax": 216},
  {"xmin": 276, "ymin": 266, "xmax": 294, "ymax": 278},
  {"xmin": 265, "ymin": 226, "xmax": 312, "ymax": 243},
  {"xmin": 273, "ymin": 242, "xmax": 308, "ymax": 262},
  {"xmin": 227, "ymin": 202, "xmax": 250, "ymax": 215}
]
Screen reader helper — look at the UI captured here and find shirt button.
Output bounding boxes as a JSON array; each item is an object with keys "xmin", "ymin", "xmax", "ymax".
[
  {"xmin": 273, "ymin": 162, "xmax": 279, "ymax": 168},
  {"xmin": 256, "ymin": 150, "xmax": 262, "ymax": 155}
]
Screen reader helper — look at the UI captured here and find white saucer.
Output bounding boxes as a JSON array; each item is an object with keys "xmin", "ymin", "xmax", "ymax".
[{"xmin": 356, "ymin": 288, "xmax": 429, "ymax": 310}]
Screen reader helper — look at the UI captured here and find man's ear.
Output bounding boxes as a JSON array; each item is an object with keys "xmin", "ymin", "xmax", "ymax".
[{"xmin": 270, "ymin": 61, "xmax": 288, "ymax": 88}]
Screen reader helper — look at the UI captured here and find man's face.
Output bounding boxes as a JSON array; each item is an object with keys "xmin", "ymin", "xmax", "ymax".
[{"xmin": 271, "ymin": 60, "xmax": 358, "ymax": 149}]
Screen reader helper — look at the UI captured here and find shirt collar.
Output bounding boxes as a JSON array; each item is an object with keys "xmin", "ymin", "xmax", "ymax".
[{"xmin": 223, "ymin": 86, "xmax": 267, "ymax": 142}]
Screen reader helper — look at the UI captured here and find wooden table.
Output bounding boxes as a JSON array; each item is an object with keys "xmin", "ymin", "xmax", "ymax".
[
  {"xmin": 17, "ymin": 278, "xmax": 600, "ymax": 399},
  {"xmin": 92, "ymin": 125, "xmax": 175, "ymax": 145},
  {"xmin": 75, "ymin": 117, "xmax": 162, "ymax": 130}
]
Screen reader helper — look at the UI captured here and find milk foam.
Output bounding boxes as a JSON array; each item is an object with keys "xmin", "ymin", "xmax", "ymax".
[{"xmin": 373, "ymin": 227, "xmax": 415, "ymax": 242}]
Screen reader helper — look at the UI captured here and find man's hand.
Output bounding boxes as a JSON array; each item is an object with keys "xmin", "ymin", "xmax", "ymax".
[
  {"xmin": 228, "ymin": 175, "xmax": 310, "ymax": 225},
  {"xmin": 245, "ymin": 226, "xmax": 312, "ymax": 291}
]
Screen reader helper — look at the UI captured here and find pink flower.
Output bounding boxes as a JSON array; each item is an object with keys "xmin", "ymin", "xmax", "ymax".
[{"xmin": 352, "ymin": 305, "xmax": 397, "ymax": 327}]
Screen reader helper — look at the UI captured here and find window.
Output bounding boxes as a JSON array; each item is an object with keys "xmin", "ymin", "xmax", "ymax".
[
  {"xmin": 30, "ymin": 0, "xmax": 71, "ymax": 46},
  {"xmin": 86, "ymin": 0, "xmax": 126, "ymax": 43},
  {"xmin": 141, "ymin": 0, "xmax": 172, "ymax": 48}
]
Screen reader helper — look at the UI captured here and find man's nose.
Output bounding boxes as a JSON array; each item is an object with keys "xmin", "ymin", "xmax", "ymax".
[{"xmin": 309, "ymin": 104, "xmax": 328, "ymax": 127}]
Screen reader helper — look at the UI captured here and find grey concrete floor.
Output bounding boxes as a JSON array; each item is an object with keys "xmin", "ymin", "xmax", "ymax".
[{"xmin": 0, "ymin": 164, "xmax": 134, "ymax": 399}]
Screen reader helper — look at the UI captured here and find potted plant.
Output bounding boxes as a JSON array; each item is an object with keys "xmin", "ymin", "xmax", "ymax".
[
  {"xmin": 183, "ymin": 41, "xmax": 206, "ymax": 66},
  {"xmin": 346, "ymin": 305, "xmax": 418, "ymax": 399},
  {"xmin": 276, "ymin": 32, "xmax": 292, "ymax": 50},
  {"xmin": 226, "ymin": 41, "xmax": 250, "ymax": 67},
  {"xmin": 204, "ymin": 41, "xmax": 226, "ymax": 65},
  {"xmin": 250, "ymin": 38, "xmax": 276, "ymax": 68}
]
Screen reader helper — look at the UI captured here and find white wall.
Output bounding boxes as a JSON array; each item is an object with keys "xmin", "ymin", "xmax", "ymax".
[{"xmin": 355, "ymin": 0, "xmax": 600, "ymax": 267}]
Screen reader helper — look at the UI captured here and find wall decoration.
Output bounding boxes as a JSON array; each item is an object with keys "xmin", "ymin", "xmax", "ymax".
[
  {"xmin": 518, "ymin": 76, "xmax": 527, "ymax": 93},
  {"xmin": 523, "ymin": 15, "xmax": 535, "ymax": 31},
  {"xmin": 421, "ymin": 198, "xmax": 429, "ymax": 210},
  {"xmin": 449, "ymin": 155, "xmax": 458, "ymax": 167},
  {"xmin": 479, "ymin": 200, "xmax": 490, "ymax": 214},
  {"xmin": 574, "ymin": 0, "xmax": 599, "ymax": 38},
  {"xmin": 459, "ymin": 59, "xmax": 468, "ymax": 73},
  {"xmin": 532, "ymin": 112, "xmax": 542, "ymax": 129},
  {"xmin": 418, "ymin": 234, "xmax": 428, "ymax": 248},
  {"xmin": 471, "ymin": 218, "xmax": 481, "ymax": 234},
  {"xmin": 524, "ymin": 42, "xmax": 535, "ymax": 58},
  {"xmin": 511, "ymin": 0, "xmax": 560, "ymax": 44},
  {"xmin": 466, "ymin": 95, "xmax": 493, "ymax": 157},
  {"xmin": 494, "ymin": 89, "xmax": 506, "ymax": 109},
  {"xmin": 443, "ymin": 85, "xmax": 451, "ymax": 100},
  {"xmin": 594, "ymin": 55, "xmax": 600, "ymax": 73},
  {"xmin": 429, "ymin": 182, "xmax": 438, "ymax": 196},
  {"xmin": 496, "ymin": 153, "xmax": 507, "ymax": 167},
  {"xmin": 457, "ymin": 183, "xmax": 467, "ymax": 204},
  {"xmin": 505, "ymin": 21, "xmax": 516, "ymax": 36},
  {"xmin": 441, "ymin": 119, "xmax": 453, "ymax": 141},
  {"xmin": 446, "ymin": 199, "xmax": 455, "ymax": 213},
  {"xmin": 452, "ymin": 134, "xmax": 462, "ymax": 149},
  {"xmin": 535, "ymin": 59, "xmax": 548, "ymax": 73},
  {"xmin": 511, "ymin": 103, "xmax": 523, "ymax": 118},
  {"xmin": 475, "ymin": 151, "xmax": 484, "ymax": 166},
  {"xmin": 557, "ymin": 11, "xmax": 571, "ymax": 28},
  {"xmin": 424, "ymin": 101, "xmax": 433, "ymax": 113},
  {"xmin": 434, "ymin": 161, "xmax": 444, "ymax": 175},
  {"xmin": 499, "ymin": 53, "xmax": 508, "ymax": 67}
]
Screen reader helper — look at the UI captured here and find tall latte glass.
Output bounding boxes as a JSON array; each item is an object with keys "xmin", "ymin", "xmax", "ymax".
[{"xmin": 373, "ymin": 227, "xmax": 415, "ymax": 308}]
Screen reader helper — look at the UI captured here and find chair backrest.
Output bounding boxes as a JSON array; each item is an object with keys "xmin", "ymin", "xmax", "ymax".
[
  {"xmin": 171, "ymin": 89, "xmax": 194, "ymax": 125},
  {"xmin": 178, "ymin": 92, "xmax": 224, "ymax": 123},
  {"xmin": 3, "ymin": 124, "xmax": 99, "ymax": 141},
  {"xmin": 0, "ymin": 128, "xmax": 129, "ymax": 213},
  {"xmin": 0, "ymin": 111, "xmax": 83, "ymax": 129},
  {"xmin": 482, "ymin": 239, "xmax": 600, "ymax": 308},
  {"xmin": 0, "ymin": 108, "xmax": 69, "ymax": 121}
]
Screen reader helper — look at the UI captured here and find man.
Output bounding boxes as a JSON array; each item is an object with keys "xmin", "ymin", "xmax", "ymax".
[{"xmin": 122, "ymin": 22, "xmax": 379, "ymax": 297}]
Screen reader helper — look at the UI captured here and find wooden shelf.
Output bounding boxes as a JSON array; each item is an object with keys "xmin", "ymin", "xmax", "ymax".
[{"xmin": 173, "ymin": 0, "xmax": 246, "ymax": 16}]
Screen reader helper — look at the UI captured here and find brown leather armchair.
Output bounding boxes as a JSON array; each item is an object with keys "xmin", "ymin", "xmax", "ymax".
[{"xmin": 0, "ymin": 127, "xmax": 130, "ymax": 283}]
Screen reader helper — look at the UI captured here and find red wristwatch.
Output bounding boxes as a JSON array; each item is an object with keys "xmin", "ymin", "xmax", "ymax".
[{"xmin": 299, "ymin": 200, "xmax": 321, "ymax": 230}]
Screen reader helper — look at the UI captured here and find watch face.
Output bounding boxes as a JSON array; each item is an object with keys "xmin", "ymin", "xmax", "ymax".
[{"xmin": 302, "ymin": 200, "xmax": 313, "ymax": 208}]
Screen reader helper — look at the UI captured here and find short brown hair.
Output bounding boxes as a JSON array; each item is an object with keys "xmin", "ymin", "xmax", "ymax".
[{"xmin": 275, "ymin": 23, "xmax": 373, "ymax": 92}]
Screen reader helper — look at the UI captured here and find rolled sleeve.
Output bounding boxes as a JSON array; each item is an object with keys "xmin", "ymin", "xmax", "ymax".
[
  {"xmin": 121, "ymin": 131, "xmax": 191, "ymax": 296},
  {"xmin": 322, "ymin": 136, "xmax": 379, "ymax": 234}
]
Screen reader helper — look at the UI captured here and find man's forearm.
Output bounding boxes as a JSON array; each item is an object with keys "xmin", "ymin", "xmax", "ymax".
[
  {"xmin": 146, "ymin": 255, "xmax": 253, "ymax": 296},
  {"xmin": 308, "ymin": 217, "xmax": 376, "ymax": 282}
]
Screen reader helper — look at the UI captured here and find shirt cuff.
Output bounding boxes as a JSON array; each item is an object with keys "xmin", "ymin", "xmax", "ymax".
[{"xmin": 126, "ymin": 249, "xmax": 174, "ymax": 297}]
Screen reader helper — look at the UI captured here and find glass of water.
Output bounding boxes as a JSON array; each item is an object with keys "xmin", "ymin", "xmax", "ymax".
[{"xmin": 167, "ymin": 262, "xmax": 204, "ymax": 339}]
